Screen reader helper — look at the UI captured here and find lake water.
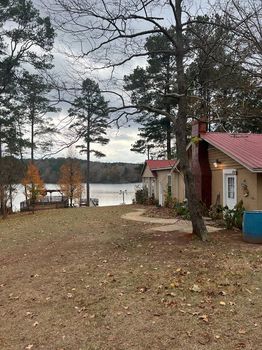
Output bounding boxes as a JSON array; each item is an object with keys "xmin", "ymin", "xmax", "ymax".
[{"xmin": 13, "ymin": 183, "xmax": 142, "ymax": 211}]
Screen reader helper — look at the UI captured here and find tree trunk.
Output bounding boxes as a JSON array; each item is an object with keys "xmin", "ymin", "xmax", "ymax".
[
  {"xmin": 174, "ymin": 0, "xmax": 208, "ymax": 241},
  {"xmin": 175, "ymin": 118, "xmax": 208, "ymax": 240},
  {"xmin": 86, "ymin": 141, "xmax": 90, "ymax": 206},
  {"xmin": 166, "ymin": 118, "xmax": 172, "ymax": 160},
  {"xmin": 165, "ymin": 58, "xmax": 172, "ymax": 160},
  {"xmin": 70, "ymin": 190, "xmax": 73, "ymax": 207},
  {"xmin": 30, "ymin": 105, "xmax": 36, "ymax": 213},
  {"xmin": 0, "ymin": 184, "xmax": 6, "ymax": 218},
  {"xmin": 70, "ymin": 162, "xmax": 73, "ymax": 207},
  {"xmin": 31, "ymin": 182, "xmax": 36, "ymax": 214},
  {"xmin": 0, "ymin": 122, "xmax": 3, "ymax": 216},
  {"xmin": 9, "ymin": 184, "xmax": 13, "ymax": 212},
  {"xmin": 17, "ymin": 120, "xmax": 28, "ymax": 205},
  {"xmin": 31, "ymin": 111, "xmax": 35, "ymax": 162},
  {"xmin": 86, "ymin": 114, "xmax": 91, "ymax": 207},
  {"xmin": 0, "ymin": 123, "xmax": 6, "ymax": 218}
]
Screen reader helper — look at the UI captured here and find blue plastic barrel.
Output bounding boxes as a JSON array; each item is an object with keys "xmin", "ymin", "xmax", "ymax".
[{"xmin": 243, "ymin": 211, "xmax": 262, "ymax": 243}]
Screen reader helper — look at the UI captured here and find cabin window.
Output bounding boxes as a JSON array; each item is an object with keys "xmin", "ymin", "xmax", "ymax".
[{"xmin": 227, "ymin": 177, "xmax": 235, "ymax": 199}]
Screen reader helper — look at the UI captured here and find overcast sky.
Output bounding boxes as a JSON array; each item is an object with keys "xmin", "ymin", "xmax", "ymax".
[
  {"xmin": 29, "ymin": 0, "xmax": 150, "ymax": 164},
  {"xmin": 53, "ymin": 118, "xmax": 146, "ymax": 164},
  {"xmin": 33, "ymin": 0, "xmax": 219, "ymax": 163},
  {"xmin": 34, "ymin": 0, "xmax": 217, "ymax": 163}
]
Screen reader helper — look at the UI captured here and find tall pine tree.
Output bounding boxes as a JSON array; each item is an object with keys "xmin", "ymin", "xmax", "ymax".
[
  {"xmin": 18, "ymin": 71, "xmax": 58, "ymax": 161},
  {"xmin": 68, "ymin": 79, "xmax": 110, "ymax": 206},
  {"xmin": 124, "ymin": 32, "xmax": 177, "ymax": 159},
  {"xmin": 0, "ymin": 0, "xmax": 55, "ymax": 216}
]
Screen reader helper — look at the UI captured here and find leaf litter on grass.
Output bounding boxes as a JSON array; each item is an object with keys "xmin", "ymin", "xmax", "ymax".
[{"xmin": 0, "ymin": 205, "xmax": 262, "ymax": 350}]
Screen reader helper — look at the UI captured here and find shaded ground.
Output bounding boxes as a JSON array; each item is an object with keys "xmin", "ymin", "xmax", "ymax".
[{"xmin": 0, "ymin": 205, "xmax": 261, "ymax": 350}]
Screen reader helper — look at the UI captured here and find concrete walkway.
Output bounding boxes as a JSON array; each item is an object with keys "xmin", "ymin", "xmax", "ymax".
[{"xmin": 121, "ymin": 209, "xmax": 223, "ymax": 233}]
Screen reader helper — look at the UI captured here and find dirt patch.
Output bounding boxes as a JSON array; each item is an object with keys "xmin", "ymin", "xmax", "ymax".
[
  {"xmin": 0, "ymin": 205, "xmax": 261, "ymax": 350},
  {"xmin": 143, "ymin": 206, "xmax": 176, "ymax": 219}
]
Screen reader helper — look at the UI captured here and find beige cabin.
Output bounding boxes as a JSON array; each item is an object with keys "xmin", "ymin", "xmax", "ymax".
[
  {"xmin": 141, "ymin": 122, "xmax": 262, "ymax": 211},
  {"xmin": 141, "ymin": 160, "xmax": 179, "ymax": 206},
  {"xmin": 173, "ymin": 122, "xmax": 262, "ymax": 210}
]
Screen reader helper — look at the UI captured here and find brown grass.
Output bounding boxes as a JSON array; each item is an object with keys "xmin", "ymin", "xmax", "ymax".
[{"xmin": 0, "ymin": 205, "xmax": 261, "ymax": 350}]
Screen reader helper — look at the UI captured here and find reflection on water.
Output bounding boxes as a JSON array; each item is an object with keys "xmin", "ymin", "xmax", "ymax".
[{"xmin": 13, "ymin": 183, "xmax": 142, "ymax": 211}]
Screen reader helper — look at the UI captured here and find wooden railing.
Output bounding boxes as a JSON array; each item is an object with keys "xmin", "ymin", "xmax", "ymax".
[{"xmin": 20, "ymin": 196, "xmax": 69, "ymax": 211}]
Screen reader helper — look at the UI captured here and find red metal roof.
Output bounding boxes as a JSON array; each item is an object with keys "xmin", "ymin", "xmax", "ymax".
[
  {"xmin": 201, "ymin": 132, "xmax": 262, "ymax": 172},
  {"xmin": 146, "ymin": 159, "xmax": 176, "ymax": 170}
]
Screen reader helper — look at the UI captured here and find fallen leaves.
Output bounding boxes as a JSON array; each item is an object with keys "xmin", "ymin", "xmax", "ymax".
[
  {"xmin": 1, "ymin": 206, "xmax": 262, "ymax": 350},
  {"xmin": 186, "ymin": 330, "xmax": 193, "ymax": 337},
  {"xmin": 197, "ymin": 333, "xmax": 211, "ymax": 345},
  {"xmin": 8, "ymin": 293, "xmax": 19, "ymax": 300},
  {"xmin": 170, "ymin": 281, "xmax": 180, "ymax": 288},
  {"xmin": 219, "ymin": 290, "xmax": 227, "ymax": 296},
  {"xmin": 138, "ymin": 287, "xmax": 148, "ymax": 293},
  {"xmin": 198, "ymin": 314, "xmax": 209, "ymax": 323},
  {"xmin": 191, "ymin": 284, "xmax": 202, "ymax": 293},
  {"xmin": 25, "ymin": 345, "xmax": 33, "ymax": 350}
]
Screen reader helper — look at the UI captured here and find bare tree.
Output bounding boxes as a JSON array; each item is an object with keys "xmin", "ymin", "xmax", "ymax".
[
  {"xmin": 220, "ymin": 0, "xmax": 262, "ymax": 78},
  {"xmin": 48, "ymin": 0, "xmax": 260, "ymax": 240}
]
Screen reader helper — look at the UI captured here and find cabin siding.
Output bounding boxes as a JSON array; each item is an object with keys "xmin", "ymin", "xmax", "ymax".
[
  {"xmin": 172, "ymin": 172, "xmax": 185, "ymax": 202},
  {"xmin": 142, "ymin": 165, "xmax": 154, "ymax": 178},
  {"xmin": 237, "ymin": 168, "xmax": 258, "ymax": 210},
  {"xmin": 257, "ymin": 174, "xmax": 262, "ymax": 210},
  {"xmin": 210, "ymin": 168, "xmax": 223, "ymax": 206},
  {"xmin": 142, "ymin": 164, "xmax": 155, "ymax": 197},
  {"xmin": 208, "ymin": 147, "xmax": 241, "ymax": 171},
  {"xmin": 208, "ymin": 146, "xmax": 260, "ymax": 210},
  {"xmin": 156, "ymin": 170, "xmax": 172, "ymax": 204},
  {"xmin": 142, "ymin": 164, "xmax": 181, "ymax": 205}
]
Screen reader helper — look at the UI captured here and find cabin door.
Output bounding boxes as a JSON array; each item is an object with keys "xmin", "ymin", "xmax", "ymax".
[{"xmin": 223, "ymin": 169, "xmax": 237, "ymax": 209}]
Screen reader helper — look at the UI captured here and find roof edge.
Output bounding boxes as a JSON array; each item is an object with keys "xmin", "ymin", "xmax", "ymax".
[
  {"xmin": 151, "ymin": 166, "xmax": 175, "ymax": 171},
  {"xmin": 201, "ymin": 135, "xmax": 258, "ymax": 172}
]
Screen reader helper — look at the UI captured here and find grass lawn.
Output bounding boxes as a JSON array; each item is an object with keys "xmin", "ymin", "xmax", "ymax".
[{"xmin": 0, "ymin": 205, "xmax": 261, "ymax": 350}]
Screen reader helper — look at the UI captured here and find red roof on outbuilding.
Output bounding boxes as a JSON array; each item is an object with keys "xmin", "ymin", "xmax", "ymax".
[
  {"xmin": 201, "ymin": 132, "xmax": 262, "ymax": 172},
  {"xmin": 141, "ymin": 159, "xmax": 176, "ymax": 177},
  {"xmin": 146, "ymin": 159, "xmax": 176, "ymax": 170}
]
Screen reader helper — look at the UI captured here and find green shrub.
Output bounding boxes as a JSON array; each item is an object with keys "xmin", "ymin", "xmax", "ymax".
[
  {"xmin": 174, "ymin": 201, "xmax": 190, "ymax": 220},
  {"xmin": 148, "ymin": 195, "xmax": 157, "ymax": 206},
  {"xmin": 135, "ymin": 187, "xmax": 157, "ymax": 206},
  {"xmin": 164, "ymin": 193, "xmax": 177, "ymax": 208},
  {"xmin": 209, "ymin": 204, "xmax": 223, "ymax": 220},
  {"xmin": 135, "ymin": 187, "xmax": 148, "ymax": 204},
  {"xmin": 223, "ymin": 200, "xmax": 245, "ymax": 229}
]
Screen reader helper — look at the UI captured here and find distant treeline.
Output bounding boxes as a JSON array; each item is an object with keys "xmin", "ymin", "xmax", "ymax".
[{"xmin": 31, "ymin": 158, "xmax": 143, "ymax": 184}]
